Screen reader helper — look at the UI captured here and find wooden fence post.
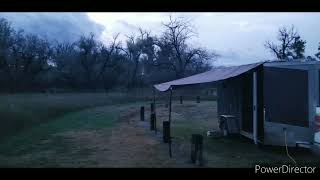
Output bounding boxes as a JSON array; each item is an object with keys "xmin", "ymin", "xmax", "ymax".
[
  {"xmin": 196, "ymin": 96, "xmax": 200, "ymax": 103},
  {"xmin": 168, "ymin": 88, "xmax": 173, "ymax": 158},
  {"xmin": 198, "ymin": 135, "xmax": 203, "ymax": 166},
  {"xmin": 180, "ymin": 96, "xmax": 183, "ymax": 104},
  {"xmin": 191, "ymin": 134, "xmax": 203, "ymax": 165},
  {"xmin": 150, "ymin": 103, "xmax": 154, "ymax": 114},
  {"xmin": 140, "ymin": 106, "xmax": 144, "ymax": 121},
  {"xmin": 191, "ymin": 134, "xmax": 197, "ymax": 163},
  {"xmin": 150, "ymin": 113, "xmax": 155, "ymax": 130},
  {"xmin": 163, "ymin": 121, "xmax": 170, "ymax": 143},
  {"xmin": 154, "ymin": 112, "xmax": 157, "ymax": 134}
]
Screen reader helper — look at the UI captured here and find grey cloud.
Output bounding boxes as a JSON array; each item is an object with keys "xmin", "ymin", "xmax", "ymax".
[{"xmin": 0, "ymin": 13, "xmax": 105, "ymax": 43}]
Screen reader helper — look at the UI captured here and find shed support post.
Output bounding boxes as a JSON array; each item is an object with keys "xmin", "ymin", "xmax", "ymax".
[
  {"xmin": 253, "ymin": 71, "xmax": 258, "ymax": 145},
  {"xmin": 153, "ymin": 87, "xmax": 156, "ymax": 109},
  {"xmin": 168, "ymin": 87, "xmax": 173, "ymax": 158},
  {"xmin": 169, "ymin": 88, "xmax": 173, "ymax": 123},
  {"xmin": 153, "ymin": 87, "xmax": 157, "ymax": 134}
]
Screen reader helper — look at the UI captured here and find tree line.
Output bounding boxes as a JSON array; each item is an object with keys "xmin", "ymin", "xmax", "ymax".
[
  {"xmin": 0, "ymin": 16, "xmax": 217, "ymax": 93},
  {"xmin": 0, "ymin": 16, "xmax": 319, "ymax": 93}
]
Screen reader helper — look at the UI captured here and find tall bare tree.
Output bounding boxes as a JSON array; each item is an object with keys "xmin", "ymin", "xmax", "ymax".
[
  {"xmin": 76, "ymin": 33, "xmax": 120, "ymax": 89},
  {"xmin": 120, "ymin": 29, "xmax": 153, "ymax": 88},
  {"xmin": 265, "ymin": 25, "xmax": 306, "ymax": 60},
  {"xmin": 155, "ymin": 16, "xmax": 217, "ymax": 78},
  {"xmin": 53, "ymin": 42, "xmax": 79, "ymax": 88},
  {"xmin": 316, "ymin": 42, "xmax": 320, "ymax": 60},
  {"xmin": 96, "ymin": 33, "xmax": 120, "ymax": 81},
  {"xmin": 0, "ymin": 18, "xmax": 14, "ymax": 70},
  {"xmin": 77, "ymin": 33, "xmax": 99, "ymax": 88},
  {"xmin": 0, "ymin": 24, "xmax": 53, "ymax": 92}
]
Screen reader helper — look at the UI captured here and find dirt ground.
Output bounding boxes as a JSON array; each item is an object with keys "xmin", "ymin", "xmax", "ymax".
[
  {"xmin": 53, "ymin": 116, "xmax": 192, "ymax": 167},
  {"xmin": 51, "ymin": 103, "xmax": 200, "ymax": 168}
]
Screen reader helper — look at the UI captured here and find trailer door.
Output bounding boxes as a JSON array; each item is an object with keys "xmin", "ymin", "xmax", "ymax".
[{"xmin": 264, "ymin": 67, "xmax": 309, "ymax": 127}]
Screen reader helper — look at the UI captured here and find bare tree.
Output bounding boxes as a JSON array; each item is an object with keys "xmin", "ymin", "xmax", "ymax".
[
  {"xmin": 0, "ymin": 18, "xmax": 15, "ymax": 92},
  {"xmin": 120, "ymin": 28, "xmax": 152, "ymax": 88},
  {"xmin": 53, "ymin": 42, "xmax": 78, "ymax": 88},
  {"xmin": 96, "ymin": 33, "xmax": 120, "ymax": 81},
  {"xmin": 155, "ymin": 16, "xmax": 217, "ymax": 78},
  {"xmin": 265, "ymin": 25, "xmax": 306, "ymax": 60},
  {"xmin": 77, "ymin": 33, "xmax": 99, "ymax": 88},
  {"xmin": 316, "ymin": 42, "xmax": 320, "ymax": 60},
  {"xmin": 77, "ymin": 33, "xmax": 121, "ymax": 89},
  {"xmin": 2, "ymin": 30, "xmax": 53, "ymax": 92},
  {"xmin": 0, "ymin": 18, "xmax": 14, "ymax": 70}
]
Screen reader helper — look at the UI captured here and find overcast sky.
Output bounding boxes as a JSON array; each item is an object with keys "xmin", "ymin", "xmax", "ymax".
[
  {"xmin": 1, "ymin": 13, "xmax": 319, "ymax": 66},
  {"xmin": 87, "ymin": 13, "xmax": 320, "ymax": 66},
  {"xmin": 0, "ymin": 13, "xmax": 104, "ymax": 43}
]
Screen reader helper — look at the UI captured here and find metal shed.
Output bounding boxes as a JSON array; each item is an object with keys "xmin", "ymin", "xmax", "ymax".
[{"xmin": 154, "ymin": 60, "xmax": 320, "ymax": 149}]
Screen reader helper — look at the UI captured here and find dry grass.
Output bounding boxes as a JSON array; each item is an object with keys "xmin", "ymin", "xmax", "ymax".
[
  {"xmin": 0, "ymin": 99, "xmax": 319, "ymax": 167},
  {"xmin": 0, "ymin": 102, "xmax": 193, "ymax": 167},
  {"xmin": 154, "ymin": 101, "xmax": 320, "ymax": 167},
  {"xmin": 0, "ymin": 92, "xmax": 152, "ymax": 140}
]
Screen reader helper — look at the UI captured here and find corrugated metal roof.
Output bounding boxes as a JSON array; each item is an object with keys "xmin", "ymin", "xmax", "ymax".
[{"xmin": 154, "ymin": 62, "xmax": 264, "ymax": 92}]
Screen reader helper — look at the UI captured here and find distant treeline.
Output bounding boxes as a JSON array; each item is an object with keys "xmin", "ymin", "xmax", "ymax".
[{"xmin": 0, "ymin": 17, "xmax": 218, "ymax": 93}]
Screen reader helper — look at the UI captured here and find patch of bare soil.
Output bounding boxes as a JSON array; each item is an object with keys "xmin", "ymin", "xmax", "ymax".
[{"xmin": 54, "ymin": 106, "xmax": 195, "ymax": 167}]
